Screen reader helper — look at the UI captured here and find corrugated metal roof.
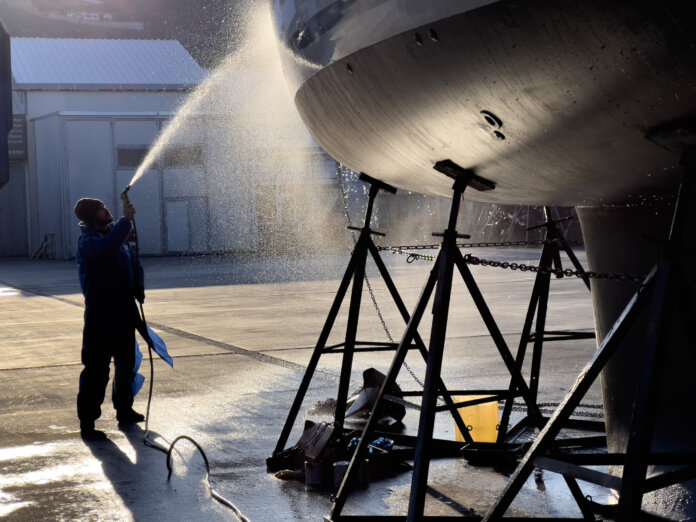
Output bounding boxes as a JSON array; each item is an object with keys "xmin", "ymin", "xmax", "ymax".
[{"xmin": 11, "ymin": 37, "xmax": 205, "ymax": 91}]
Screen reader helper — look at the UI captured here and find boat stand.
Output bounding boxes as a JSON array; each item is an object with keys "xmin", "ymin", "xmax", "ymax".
[
  {"xmin": 327, "ymin": 161, "xmax": 545, "ymax": 521},
  {"xmin": 268, "ymin": 172, "xmax": 472, "ymax": 470},
  {"xmin": 483, "ymin": 143, "xmax": 696, "ymax": 521},
  {"xmin": 496, "ymin": 207, "xmax": 596, "ymax": 444}
]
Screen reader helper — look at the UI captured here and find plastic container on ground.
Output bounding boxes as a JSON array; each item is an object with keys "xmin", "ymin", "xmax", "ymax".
[{"xmin": 454, "ymin": 395, "xmax": 499, "ymax": 443}]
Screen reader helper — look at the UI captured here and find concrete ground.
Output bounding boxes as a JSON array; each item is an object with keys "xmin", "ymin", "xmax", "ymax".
[{"xmin": 0, "ymin": 247, "xmax": 614, "ymax": 521}]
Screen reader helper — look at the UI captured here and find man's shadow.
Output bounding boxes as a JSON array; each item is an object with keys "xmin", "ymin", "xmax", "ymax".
[{"xmin": 83, "ymin": 424, "xmax": 215, "ymax": 520}]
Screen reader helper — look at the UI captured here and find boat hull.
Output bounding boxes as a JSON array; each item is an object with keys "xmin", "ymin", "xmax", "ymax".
[{"xmin": 275, "ymin": 0, "xmax": 696, "ymax": 205}]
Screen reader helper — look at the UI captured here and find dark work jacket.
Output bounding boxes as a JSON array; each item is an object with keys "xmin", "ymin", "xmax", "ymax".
[{"xmin": 76, "ymin": 218, "xmax": 144, "ymax": 315}]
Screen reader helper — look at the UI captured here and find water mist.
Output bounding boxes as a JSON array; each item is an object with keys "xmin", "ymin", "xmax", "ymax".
[{"xmin": 125, "ymin": 3, "xmax": 350, "ymax": 268}]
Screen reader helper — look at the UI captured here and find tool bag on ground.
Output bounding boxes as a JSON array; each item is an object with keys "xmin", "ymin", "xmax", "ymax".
[{"xmin": 267, "ymin": 420, "xmax": 348, "ymax": 473}]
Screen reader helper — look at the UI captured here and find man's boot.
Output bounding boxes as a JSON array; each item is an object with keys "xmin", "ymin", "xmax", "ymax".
[
  {"xmin": 80, "ymin": 420, "xmax": 107, "ymax": 441},
  {"xmin": 116, "ymin": 408, "xmax": 145, "ymax": 425}
]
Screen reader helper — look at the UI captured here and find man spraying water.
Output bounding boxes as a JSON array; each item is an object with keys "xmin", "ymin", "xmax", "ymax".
[{"xmin": 73, "ymin": 195, "xmax": 146, "ymax": 440}]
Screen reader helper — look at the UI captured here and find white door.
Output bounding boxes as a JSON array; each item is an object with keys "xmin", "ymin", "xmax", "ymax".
[{"xmin": 164, "ymin": 197, "xmax": 208, "ymax": 253}]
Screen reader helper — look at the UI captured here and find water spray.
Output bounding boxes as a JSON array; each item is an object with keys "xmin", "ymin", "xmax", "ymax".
[{"xmin": 112, "ymin": 7, "xmax": 295, "ymax": 517}]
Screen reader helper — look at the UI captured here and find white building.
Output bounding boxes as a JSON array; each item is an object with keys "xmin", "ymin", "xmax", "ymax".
[{"xmin": 3, "ymin": 37, "xmax": 342, "ymax": 259}]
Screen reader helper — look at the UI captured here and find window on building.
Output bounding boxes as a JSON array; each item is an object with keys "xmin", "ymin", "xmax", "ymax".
[
  {"xmin": 164, "ymin": 145, "xmax": 204, "ymax": 167},
  {"xmin": 117, "ymin": 147, "xmax": 149, "ymax": 168}
]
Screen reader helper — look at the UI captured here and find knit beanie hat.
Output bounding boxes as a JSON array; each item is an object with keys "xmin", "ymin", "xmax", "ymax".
[{"xmin": 74, "ymin": 198, "xmax": 105, "ymax": 223}]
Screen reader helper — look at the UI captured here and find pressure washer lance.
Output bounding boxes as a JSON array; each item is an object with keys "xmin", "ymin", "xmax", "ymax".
[{"xmin": 120, "ymin": 186, "xmax": 249, "ymax": 521}]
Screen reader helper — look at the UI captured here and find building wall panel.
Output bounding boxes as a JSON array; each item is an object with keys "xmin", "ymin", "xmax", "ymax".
[
  {"xmin": 33, "ymin": 115, "xmax": 63, "ymax": 258},
  {"xmin": 114, "ymin": 119, "xmax": 159, "ymax": 147},
  {"xmin": 163, "ymin": 166, "xmax": 205, "ymax": 199},
  {"xmin": 64, "ymin": 119, "xmax": 114, "ymax": 258},
  {"xmin": 0, "ymin": 164, "xmax": 28, "ymax": 256}
]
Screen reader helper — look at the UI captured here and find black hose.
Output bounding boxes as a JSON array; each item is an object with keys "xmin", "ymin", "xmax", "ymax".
[
  {"xmin": 124, "ymin": 195, "xmax": 249, "ymax": 521},
  {"xmin": 166, "ymin": 435, "xmax": 251, "ymax": 522},
  {"xmin": 137, "ymin": 305, "xmax": 249, "ymax": 522},
  {"xmin": 139, "ymin": 301, "xmax": 170, "ymax": 454}
]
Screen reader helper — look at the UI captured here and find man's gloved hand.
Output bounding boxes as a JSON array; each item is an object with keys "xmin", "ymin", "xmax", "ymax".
[
  {"xmin": 135, "ymin": 284, "xmax": 145, "ymax": 304},
  {"xmin": 124, "ymin": 202, "xmax": 136, "ymax": 221}
]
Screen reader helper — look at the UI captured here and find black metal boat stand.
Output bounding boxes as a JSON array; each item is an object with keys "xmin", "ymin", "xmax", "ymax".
[
  {"xmin": 326, "ymin": 161, "xmax": 546, "ymax": 521},
  {"xmin": 483, "ymin": 143, "xmax": 696, "ymax": 521},
  {"xmin": 269, "ymin": 172, "xmax": 472, "ymax": 465},
  {"xmin": 496, "ymin": 207, "xmax": 596, "ymax": 444}
]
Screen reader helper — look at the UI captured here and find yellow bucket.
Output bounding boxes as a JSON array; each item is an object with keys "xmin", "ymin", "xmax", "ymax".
[{"xmin": 454, "ymin": 395, "xmax": 499, "ymax": 443}]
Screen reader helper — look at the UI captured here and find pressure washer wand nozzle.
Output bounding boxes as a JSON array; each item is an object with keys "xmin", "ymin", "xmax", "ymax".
[
  {"xmin": 120, "ymin": 185, "xmax": 132, "ymax": 204},
  {"xmin": 120, "ymin": 184, "xmax": 138, "ymax": 253}
]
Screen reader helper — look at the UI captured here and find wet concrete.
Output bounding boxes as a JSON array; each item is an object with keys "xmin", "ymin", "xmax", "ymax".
[{"xmin": 0, "ymin": 248, "xmax": 614, "ymax": 520}]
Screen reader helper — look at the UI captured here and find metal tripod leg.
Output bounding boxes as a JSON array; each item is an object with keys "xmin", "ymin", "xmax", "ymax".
[
  {"xmin": 272, "ymin": 236, "xmax": 363, "ymax": 455},
  {"xmin": 407, "ymin": 238, "xmax": 458, "ymax": 521},
  {"xmin": 330, "ymin": 253, "xmax": 442, "ymax": 519},
  {"xmin": 334, "ymin": 233, "xmax": 368, "ymax": 429},
  {"xmin": 272, "ymin": 173, "xmax": 399, "ymax": 455},
  {"xmin": 406, "ymin": 212, "xmax": 543, "ymax": 519},
  {"xmin": 498, "ymin": 212, "xmax": 592, "ymax": 442},
  {"xmin": 561, "ymin": 238, "xmax": 591, "ymax": 290},
  {"xmin": 529, "ymin": 258, "xmax": 551, "ymax": 406},
  {"xmin": 497, "ymin": 243, "xmax": 555, "ymax": 441}
]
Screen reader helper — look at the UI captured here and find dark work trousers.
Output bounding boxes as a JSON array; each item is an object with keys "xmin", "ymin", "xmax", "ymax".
[{"xmin": 77, "ymin": 302, "xmax": 137, "ymax": 422}]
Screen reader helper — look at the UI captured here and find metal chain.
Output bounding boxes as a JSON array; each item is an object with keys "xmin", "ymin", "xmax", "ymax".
[
  {"xmin": 384, "ymin": 246, "xmax": 645, "ymax": 284},
  {"xmin": 334, "ymin": 164, "xmax": 426, "ymax": 389},
  {"xmin": 364, "ymin": 278, "xmax": 427, "ymax": 389},
  {"xmin": 384, "ymin": 248, "xmax": 436, "ymax": 263},
  {"xmin": 378, "ymin": 238, "xmax": 584, "ymax": 251},
  {"xmin": 463, "ymin": 253, "xmax": 645, "ymax": 284}
]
